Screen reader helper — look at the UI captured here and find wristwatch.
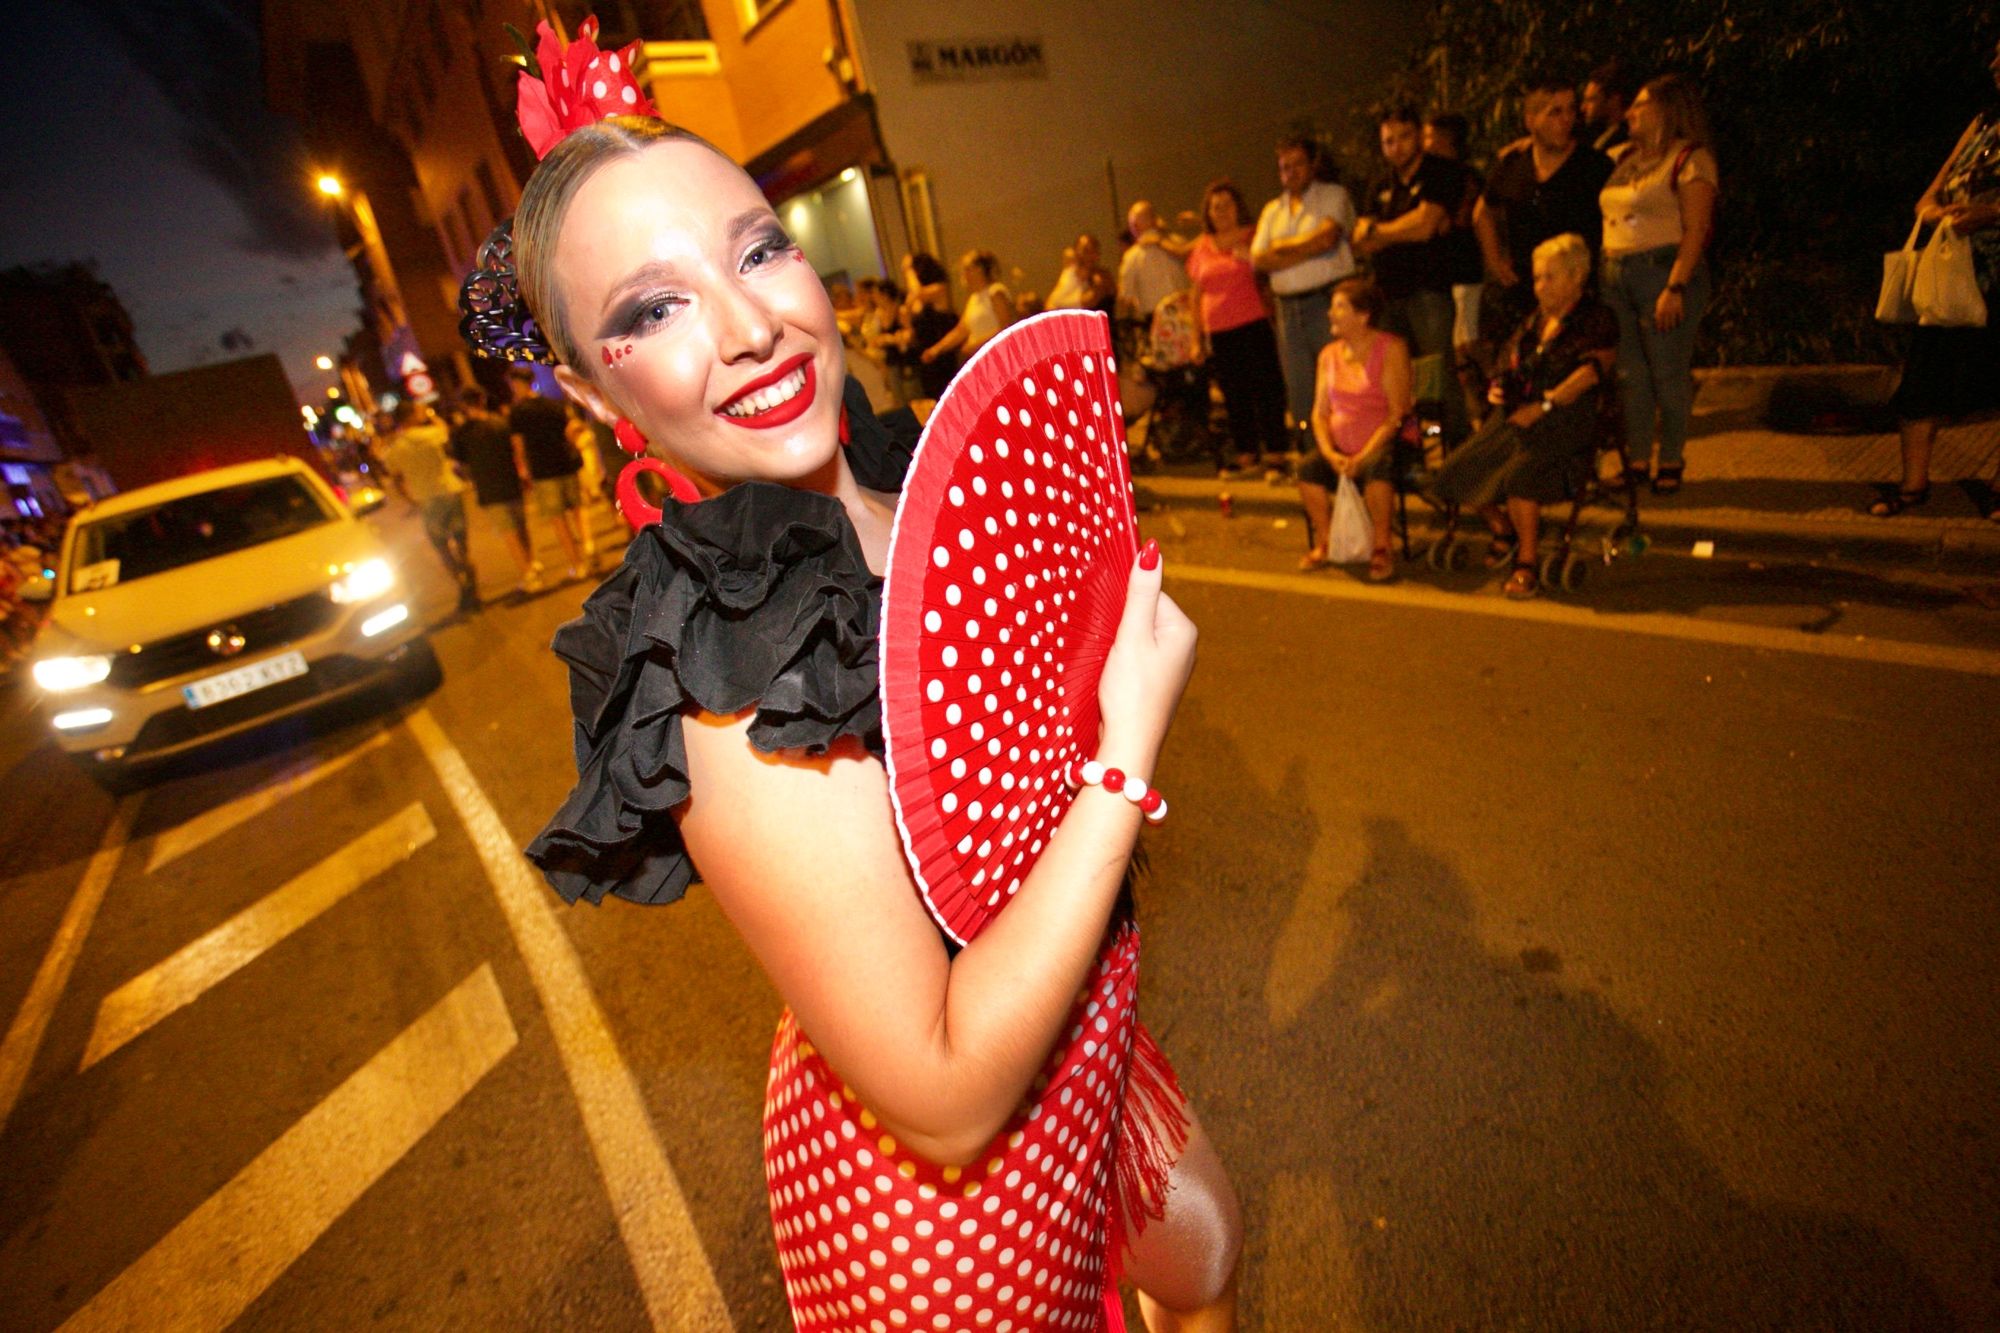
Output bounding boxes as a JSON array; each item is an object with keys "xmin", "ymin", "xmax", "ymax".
[{"xmin": 1666, "ymin": 281, "xmax": 1687, "ymax": 294}]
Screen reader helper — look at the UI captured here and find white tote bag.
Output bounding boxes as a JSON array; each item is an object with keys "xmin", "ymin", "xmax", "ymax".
[
  {"xmin": 1875, "ymin": 219, "xmax": 1922, "ymax": 324},
  {"xmin": 1913, "ymin": 222, "xmax": 1989, "ymax": 327},
  {"xmin": 1328, "ymin": 475, "xmax": 1373, "ymax": 565}
]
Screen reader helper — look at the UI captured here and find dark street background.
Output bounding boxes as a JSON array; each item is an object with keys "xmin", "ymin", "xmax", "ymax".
[{"xmin": 2, "ymin": 495, "xmax": 1995, "ymax": 1330}]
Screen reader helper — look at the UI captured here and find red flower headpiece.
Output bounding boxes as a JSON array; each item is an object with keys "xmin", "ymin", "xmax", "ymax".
[{"xmin": 513, "ymin": 16, "xmax": 658, "ymax": 160}]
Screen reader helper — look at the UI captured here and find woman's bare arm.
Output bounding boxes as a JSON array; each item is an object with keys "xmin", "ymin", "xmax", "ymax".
[
  {"xmin": 677, "ymin": 555, "xmax": 1194, "ymax": 1166},
  {"xmin": 1353, "ymin": 337, "xmax": 1414, "ymax": 466}
]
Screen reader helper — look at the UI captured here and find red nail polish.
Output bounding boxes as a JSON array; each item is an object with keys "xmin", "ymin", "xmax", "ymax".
[{"xmin": 1138, "ymin": 539, "xmax": 1159, "ymax": 571}]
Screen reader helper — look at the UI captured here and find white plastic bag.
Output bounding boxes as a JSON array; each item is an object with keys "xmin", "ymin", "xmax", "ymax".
[
  {"xmin": 1875, "ymin": 218, "xmax": 1922, "ymax": 324},
  {"xmin": 1329, "ymin": 475, "xmax": 1373, "ymax": 565},
  {"xmin": 1913, "ymin": 222, "xmax": 1988, "ymax": 327}
]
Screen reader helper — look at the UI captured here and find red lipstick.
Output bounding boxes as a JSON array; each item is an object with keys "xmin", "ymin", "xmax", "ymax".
[{"xmin": 716, "ymin": 353, "xmax": 816, "ymax": 430}]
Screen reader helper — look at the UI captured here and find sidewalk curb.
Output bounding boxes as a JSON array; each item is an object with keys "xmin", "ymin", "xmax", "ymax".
[{"xmin": 1134, "ymin": 475, "xmax": 2000, "ymax": 567}]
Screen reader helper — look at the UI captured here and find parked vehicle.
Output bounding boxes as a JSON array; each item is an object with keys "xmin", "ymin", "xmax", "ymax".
[{"xmin": 24, "ymin": 456, "xmax": 437, "ymax": 785}]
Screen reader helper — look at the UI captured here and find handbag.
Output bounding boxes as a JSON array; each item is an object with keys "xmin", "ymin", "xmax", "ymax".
[
  {"xmin": 1875, "ymin": 219, "xmax": 1922, "ymax": 324},
  {"xmin": 1913, "ymin": 222, "xmax": 1989, "ymax": 327},
  {"xmin": 1328, "ymin": 474, "xmax": 1373, "ymax": 564}
]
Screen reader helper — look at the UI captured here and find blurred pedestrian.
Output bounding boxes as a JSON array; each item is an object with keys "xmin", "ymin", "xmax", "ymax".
[
  {"xmin": 1869, "ymin": 39, "xmax": 2000, "ymax": 518},
  {"xmin": 1598, "ymin": 73, "xmax": 1719, "ymax": 494},
  {"xmin": 1583, "ymin": 60, "xmax": 1634, "ymax": 155},
  {"xmin": 920, "ymin": 249, "xmax": 1016, "ymax": 375},
  {"xmin": 449, "ymin": 385, "xmax": 541, "ymax": 593},
  {"xmin": 1475, "ymin": 74, "xmax": 1614, "ymax": 338},
  {"xmin": 1431, "ymin": 233, "xmax": 1616, "ymax": 599},
  {"xmin": 1424, "ymin": 109, "xmax": 1488, "ymax": 364},
  {"xmin": 382, "ymin": 398, "xmax": 479, "ymax": 612},
  {"xmin": 1046, "ymin": 233, "xmax": 1117, "ymax": 315},
  {"xmin": 1188, "ymin": 179, "xmax": 1290, "ymax": 475},
  {"xmin": 506, "ymin": 363, "xmax": 589, "ymax": 580},
  {"xmin": 1294, "ymin": 276, "xmax": 1413, "ymax": 580},
  {"xmin": 900, "ymin": 252, "xmax": 959, "ymax": 401},
  {"xmin": 1252, "ymin": 133, "xmax": 1357, "ymax": 460},
  {"xmin": 1352, "ymin": 104, "xmax": 1477, "ymax": 444}
]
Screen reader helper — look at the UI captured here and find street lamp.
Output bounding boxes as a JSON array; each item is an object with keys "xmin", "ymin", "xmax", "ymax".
[
  {"xmin": 315, "ymin": 355, "xmax": 335, "ymax": 371},
  {"xmin": 316, "ymin": 174, "xmax": 344, "ymax": 198}
]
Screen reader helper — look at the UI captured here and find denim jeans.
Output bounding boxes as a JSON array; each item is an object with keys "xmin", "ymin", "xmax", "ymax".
[
  {"xmin": 1602, "ymin": 246, "xmax": 1710, "ymax": 469},
  {"xmin": 1275, "ymin": 286, "xmax": 1334, "ymax": 446},
  {"xmin": 1384, "ymin": 287, "xmax": 1464, "ymax": 442}
]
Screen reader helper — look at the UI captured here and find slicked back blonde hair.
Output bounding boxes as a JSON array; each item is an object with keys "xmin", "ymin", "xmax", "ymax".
[{"xmin": 513, "ymin": 115, "xmax": 714, "ymax": 370}]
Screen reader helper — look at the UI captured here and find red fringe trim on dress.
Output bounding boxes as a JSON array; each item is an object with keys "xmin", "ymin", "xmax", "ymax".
[{"xmin": 1098, "ymin": 1019, "xmax": 1190, "ymax": 1331}]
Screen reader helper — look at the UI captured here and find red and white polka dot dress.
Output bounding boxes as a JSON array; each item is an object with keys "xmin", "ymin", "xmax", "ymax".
[{"xmin": 764, "ymin": 922, "xmax": 1178, "ymax": 1332}]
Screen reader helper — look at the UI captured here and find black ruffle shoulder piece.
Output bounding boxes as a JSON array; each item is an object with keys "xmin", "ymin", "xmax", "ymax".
[{"xmin": 524, "ymin": 375, "xmax": 916, "ymax": 907}]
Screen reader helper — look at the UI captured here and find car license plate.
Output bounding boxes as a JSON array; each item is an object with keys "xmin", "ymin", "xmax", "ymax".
[{"xmin": 182, "ymin": 651, "xmax": 308, "ymax": 710}]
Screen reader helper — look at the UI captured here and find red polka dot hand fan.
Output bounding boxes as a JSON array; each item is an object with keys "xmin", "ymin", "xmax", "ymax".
[{"xmin": 880, "ymin": 310, "xmax": 1139, "ymax": 946}]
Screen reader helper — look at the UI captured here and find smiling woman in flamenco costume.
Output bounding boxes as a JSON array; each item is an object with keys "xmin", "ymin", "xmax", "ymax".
[{"xmin": 459, "ymin": 19, "xmax": 1242, "ymax": 1330}]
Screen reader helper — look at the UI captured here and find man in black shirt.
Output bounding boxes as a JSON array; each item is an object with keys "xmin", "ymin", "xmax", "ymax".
[
  {"xmin": 506, "ymin": 364, "xmax": 587, "ymax": 581},
  {"xmin": 1582, "ymin": 60, "xmax": 1633, "ymax": 156},
  {"xmin": 1475, "ymin": 75, "xmax": 1614, "ymax": 336},
  {"xmin": 1353, "ymin": 104, "xmax": 1475, "ymax": 438},
  {"xmin": 450, "ymin": 385, "xmax": 540, "ymax": 593}
]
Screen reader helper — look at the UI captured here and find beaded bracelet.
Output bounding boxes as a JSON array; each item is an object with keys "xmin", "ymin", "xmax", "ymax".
[{"xmin": 1065, "ymin": 758, "xmax": 1168, "ymax": 824}]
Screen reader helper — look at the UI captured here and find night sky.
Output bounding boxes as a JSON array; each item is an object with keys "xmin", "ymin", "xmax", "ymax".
[{"xmin": 0, "ymin": 0, "xmax": 360, "ymax": 405}]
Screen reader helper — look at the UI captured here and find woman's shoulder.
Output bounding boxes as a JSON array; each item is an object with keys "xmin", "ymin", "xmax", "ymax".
[{"xmin": 524, "ymin": 393, "xmax": 894, "ymax": 908}]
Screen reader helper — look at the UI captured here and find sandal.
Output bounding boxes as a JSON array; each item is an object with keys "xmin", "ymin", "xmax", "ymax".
[
  {"xmin": 1651, "ymin": 464, "xmax": 1685, "ymax": 495},
  {"xmin": 1868, "ymin": 485, "xmax": 1931, "ymax": 517},
  {"xmin": 1503, "ymin": 561, "xmax": 1540, "ymax": 600},
  {"xmin": 1482, "ymin": 535, "xmax": 1518, "ymax": 570},
  {"xmin": 1297, "ymin": 547, "xmax": 1330, "ymax": 571},
  {"xmin": 1367, "ymin": 545, "xmax": 1396, "ymax": 582}
]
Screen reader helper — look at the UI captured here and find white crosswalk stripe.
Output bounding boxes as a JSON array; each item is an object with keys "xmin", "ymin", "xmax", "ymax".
[
  {"xmin": 144, "ymin": 730, "xmax": 393, "ymax": 872},
  {"xmin": 81, "ymin": 801, "xmax": 437, "ymax": 1070},
  {"xmin": 57, "ymin": 964, "xmax": 518, "ymax": 1333}
]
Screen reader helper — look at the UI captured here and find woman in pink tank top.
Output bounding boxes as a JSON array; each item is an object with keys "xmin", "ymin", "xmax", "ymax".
[{"xmin": 1295, "ymin": 276, "xmax": 1413, "ymax": 579}]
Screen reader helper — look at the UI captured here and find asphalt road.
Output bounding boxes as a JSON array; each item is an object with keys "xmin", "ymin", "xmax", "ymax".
[{"xmin": 0, "ymin": 491, "xmax": 1995, "ymax": 1331}]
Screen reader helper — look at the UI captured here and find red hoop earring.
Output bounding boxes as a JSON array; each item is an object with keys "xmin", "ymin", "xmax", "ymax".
[
  {"xmin": 610, "ymin": 418, "xmax": 700, "ymax": 529},
  {"xmin": 839, "ymin": 405, "xmax": 850, "ymax": 447}
]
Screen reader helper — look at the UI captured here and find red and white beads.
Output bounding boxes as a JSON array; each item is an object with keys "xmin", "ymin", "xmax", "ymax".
[{"xmin": 1064, "ymin": 759, "xmax": 1166, "ymax": 824}]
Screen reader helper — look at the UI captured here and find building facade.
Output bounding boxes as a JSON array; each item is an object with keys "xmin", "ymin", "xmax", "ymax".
[{"xmin": 267, "ymin": 1, "xmax": 1401, "ymax": 394}]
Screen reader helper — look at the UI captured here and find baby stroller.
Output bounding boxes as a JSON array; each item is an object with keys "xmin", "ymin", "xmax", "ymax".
[{"xmin": 1124, "ymin": 291, "xmax": 1215, "ymax": 466}]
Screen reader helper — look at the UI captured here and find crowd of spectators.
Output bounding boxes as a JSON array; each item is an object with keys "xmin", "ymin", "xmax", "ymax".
[{"xmin": 833, "ymin": 41, "xmax": 2000, "ymax": 576}]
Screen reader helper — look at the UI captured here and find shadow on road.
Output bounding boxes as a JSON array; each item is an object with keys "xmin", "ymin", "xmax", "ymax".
[{"xmin": 1143, "ymin": 710, "xmax": 1960, "ymax": 1331}]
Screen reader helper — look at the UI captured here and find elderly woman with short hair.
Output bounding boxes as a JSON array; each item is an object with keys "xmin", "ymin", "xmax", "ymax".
[{"xmin": 1431, "ymin": 232, "xmax": 1617, "ymax": 598}]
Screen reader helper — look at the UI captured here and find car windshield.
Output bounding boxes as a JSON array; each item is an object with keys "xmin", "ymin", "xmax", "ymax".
[{"xmin": 68, "ymin": 475, "xmax": 336, "ymax": 592}]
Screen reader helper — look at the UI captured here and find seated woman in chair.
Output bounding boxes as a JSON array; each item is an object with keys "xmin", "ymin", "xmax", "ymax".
[{"xmin": 1430, "ymin": 232, "xmax": 1615, "ymax": 599}]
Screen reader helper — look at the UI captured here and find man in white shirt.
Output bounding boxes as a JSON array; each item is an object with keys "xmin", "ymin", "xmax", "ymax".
[
  {"xmin": 1252, "ymin": 135, "xmax": 1356, "ymax": 455},
  {"xmin": 1116, "ymin": 200, "xmax": 1191, "ymax": 328}
]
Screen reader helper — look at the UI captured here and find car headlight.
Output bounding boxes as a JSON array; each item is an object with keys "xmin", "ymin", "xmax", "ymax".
[
  {"xmin": 34, "ymin": 654, "xmax": 114, "ymax": 692},
  {"xmin": 330, "ymin": 557, "xmax": 396, "ymax": 604}
]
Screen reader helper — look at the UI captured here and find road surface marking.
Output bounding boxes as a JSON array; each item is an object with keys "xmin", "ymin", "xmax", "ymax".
[
  {"xmin": 406, "ymin": 708, "xmax": 733, "ymax": 1331},
  {"xmin": 1168, "ymin": 563, "xmax": 2000, "ymax": 677},
  {"xmin": 81, "ymin": 802, "xmax": 436, "ymax": 1070},
  {"xmin": 58, "ymin": 963, "xmax": 516, "ymax": 1333},
  {"xmin": 145, "ymin": 730, "xmax": 393, "ymax": 872},
  {"xmin": 0, "ymin": 796, "xmax": 139, "ymax": 1136}
]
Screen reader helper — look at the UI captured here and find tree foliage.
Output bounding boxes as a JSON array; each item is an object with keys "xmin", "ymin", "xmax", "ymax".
[{"xmin": 1332, "ymin": 0, "xmax": 1999, "ymax": 364}]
